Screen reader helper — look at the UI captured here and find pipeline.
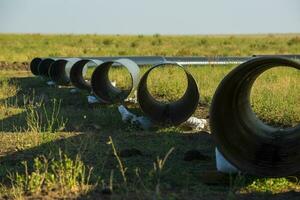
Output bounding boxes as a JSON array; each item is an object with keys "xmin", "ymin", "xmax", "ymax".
[
  {"xmin": 29, "ymin": 55, "xmax": 300, "ymax": 177},
  {"xmin": 210, "ymin": 56, "xmax": 300, "ymax": 177},
  {"xmin": 30, "ymin": 57, "xmax": 43, "ymax": 75},
  {"xmin": 31, "ymin": 55, "xmax": 300, "ymax": 73},
  {"xmin": 31, "ymin": 55, "xmax": 300, "ymax": 86},
  {"xmin": 137, "ymin": 62, "xmax": 199, "ymax": 126}
]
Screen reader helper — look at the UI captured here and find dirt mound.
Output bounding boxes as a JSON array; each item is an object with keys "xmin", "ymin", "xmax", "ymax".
[{"xmin": 0, "ymin": 61, "xmax": 30, "ymax": 71}]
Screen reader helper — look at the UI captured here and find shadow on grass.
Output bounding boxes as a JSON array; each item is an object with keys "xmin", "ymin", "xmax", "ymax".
[
  {"xmin": 0, "ymin": 76, "xmax": 299, "ymax": 199},
  {"xmin": 1, "ymin": 129, "xmax": 299, "ymax": 199},
  {"xmin": 0, "ymin": 76, "xmax": 140, "ymax": 133},
  {"xmin": 235, "ymin": 191, "xmax": 300, "ymax": 200},
  {"xmin": 0, "ymin": 131, "xmax": 218, "ymax": 198}
]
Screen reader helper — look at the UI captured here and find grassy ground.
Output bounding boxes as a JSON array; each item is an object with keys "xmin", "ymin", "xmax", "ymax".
[
  {"xmin": 1, "ymin": 33, "xmax": 300, "ymax": 62},
  {"xmin": 0, "ymin": 34, "xmax": 299, "ymax": 199}
]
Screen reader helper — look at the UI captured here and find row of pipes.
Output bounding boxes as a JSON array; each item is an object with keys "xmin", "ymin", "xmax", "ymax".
[{"xmin": 30, "ymin": 55, "xmax": 300, "ymax": 177}]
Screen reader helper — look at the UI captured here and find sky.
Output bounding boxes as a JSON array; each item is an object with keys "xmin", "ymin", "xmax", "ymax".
[{"xmin": 0, "ymin": 0, "xmax": 300, "ymax": 35}]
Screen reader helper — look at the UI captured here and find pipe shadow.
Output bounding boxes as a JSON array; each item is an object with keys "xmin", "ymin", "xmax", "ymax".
[
  {"xmin": 0, "ymin": 76, "xmax": 299, "ymax": 199},
  {"xmin": 1, "ymin": 124, "xmax": 299, "ymax": 199},
  {"xmin": 235, "ymin": 191, "xmax": 300, "ymax": 200},
  {"xmin": 0, "ymin": 130, "xmax": 217, "ymax": 198},
  {"xmin": 0, "ymin": 76, "xmax": 138, "ymax": 133}
]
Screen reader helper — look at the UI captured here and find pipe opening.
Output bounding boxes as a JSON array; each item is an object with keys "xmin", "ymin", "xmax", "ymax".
[
  {"xmin": 137, "ymin": 63, "xmax": 199, "ymax": 126},
  {"xmin": 250, "ymin": 66, "xmax": 300, "ymax": 129},
  {"xmin": 91, "ymin": 59, "xmax": 140, "ymax": 104},
  {"xmin": 210, "ymin": 57, "xmax": 300, "ymax": 177},
  {"xmin": 108, "ymin": 63, "xmax": 132, "ymax": 94},
  {"xmin": 30, "ymin": 57, "xmax": 42, "ymax": 75},
  {"xmin": 146, "ymin": 64, "xmax": 188, "ymax": 103},
  {"xmin": 70, "ymin": 59, "xmax": 102, "ymax": 91}
]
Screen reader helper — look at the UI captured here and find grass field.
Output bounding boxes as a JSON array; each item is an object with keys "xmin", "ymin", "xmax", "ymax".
[{"xmin": 0, "ymin": 34, "xmax": 299, "ymax": 199}]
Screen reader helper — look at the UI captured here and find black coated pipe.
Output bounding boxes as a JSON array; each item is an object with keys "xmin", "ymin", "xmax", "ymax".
[
  {"xmin": 137, "ymin": 62, "xmax": 199, "ymax": 126},
  {"xmin": 91, "ymin": 59, "xmax": 140, "ymax": 104},
  {"xmin": 210, "ymin": 56, "xmax": 300, "ymax": 177},
  {"xmin": 70, "ymin": 59, "xmax": 102, "ymax": 91},
  {"xmin": 30, "ymin": 57, "xmax": 43, "ymax": 75}
]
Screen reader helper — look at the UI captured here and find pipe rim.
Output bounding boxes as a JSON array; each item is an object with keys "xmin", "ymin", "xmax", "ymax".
[
  {"xmin": 91, "ymin": 59, "xmax": 139, "ymax": 104},
  {"xmin": 137, "ymin": 62, "xmax": 199, "ymax": 125},
  {"xmin": 210, "ymin": 56, "xmax": 300, "ymax": 177},
  {"xmin": 30, "ymin": 57, "xmax": 42, "ymax": 75}
]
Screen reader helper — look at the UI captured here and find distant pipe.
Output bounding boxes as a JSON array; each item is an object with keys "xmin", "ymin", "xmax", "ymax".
[
  {"xmin": 38, "ymin": 58, "xmax": 57, "ymax": 78},
  {"xmin": 69, "ymin": 56, "xmax": 166, "ymax": 91},
  {"xmin": 30, "ymin": 56, "xmax": 246, "ymax": 78},
  {"xmin": 30, "ymin": 55, "xmax": 300, "ymax": 83},
  {"xmin": 69, "ymin": 59, "xmax": 103, "ymax": 91},
  {"xmin": 48, "ymin": 58, "xmax": 82, "ymax": 85},
  {"xmin": 137, "ymin": 62, "xmax": 199, "ymax": 126},
  {"xmin": 252, "ymin": 54, "xmax": 300, "ymax": 60},
  {"xmin": 30, "ymin": 57, "xmax": 43, "ymax": 75},
  {"xmin": 91, "ymin": 58, "xmax": 140, "ymax": 104},
  {"xmin": 210, "ymin": 56, "xmax": 300, "ymax": 177}
]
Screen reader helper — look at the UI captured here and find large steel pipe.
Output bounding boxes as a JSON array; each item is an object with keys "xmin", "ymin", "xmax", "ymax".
[
  {"xmin": 137, "ymin": 62, "xmax": 199, "ymax": 126},
  {"xmin": 70, "ymin": 59, "xmax": 103, "ymax": 91},
  {"xmin": 91, "ymin": 58, "xmax": 140, "ymax": 104},
  {"xmin": 210, "ymin": 57, "xmax": 300, "ymax": 177},
  {"xmin": 30, "ymin": 57, "xmax": 43, "ymax": 75},
  {"xmin": 30, "ymin": 55, "xmax": 300, "ymax": 76}
]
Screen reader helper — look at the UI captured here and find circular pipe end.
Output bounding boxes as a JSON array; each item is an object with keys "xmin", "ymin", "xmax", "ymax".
[
  {"xmin": 137, "ymin": 63, "xmax": 199, "ymax": 126},
  {"xmin": 210, "ymin": 56, "xmax": 300, "ymax": 177},
  {"xmin": 70, "ymin": 59, "xmax": 97, "ymax": 92},
  {"xmin": 30, "ymin": 57, "xmax": 42, "ymax": 75},
  {"xmin": 91, "ymin": 59, "xmax": 140, "ymax": 104}
]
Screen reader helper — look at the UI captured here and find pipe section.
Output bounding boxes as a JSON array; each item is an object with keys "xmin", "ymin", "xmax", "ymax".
[
  {"xmin": 70, "ymin": 59, "xmax": 103, "ymax": 91},
  {"xmin": 137, "ymin": 62, "xmax": 199, "ymax": 126},
  {"xmin": 48, "ymin": 58, "xmax": 81, "ymax": 85},
  {"xmin": 30, "ymin": 57, "xmax": 43, "ymax": 75},
  {"xmin": 91, "ymin": 58, "xmax": 140, "ymax": 103},
  {"xmin": 210, "ymin": 57, "xmax": 300, "ymax": 177}
]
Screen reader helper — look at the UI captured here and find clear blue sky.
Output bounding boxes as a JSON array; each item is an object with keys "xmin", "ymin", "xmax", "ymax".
[{"xmin": 0, "ymin": 0, "xmax": 300, "ymax": 34}]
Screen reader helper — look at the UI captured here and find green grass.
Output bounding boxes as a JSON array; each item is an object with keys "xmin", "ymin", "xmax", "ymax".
[
  {"xmin": 0, "ymin": 34, "xmax": 299, "ymax": 199},
  {"xmin": 1, "ymin": 33, "xmax": 300, "ymax": 62}
]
